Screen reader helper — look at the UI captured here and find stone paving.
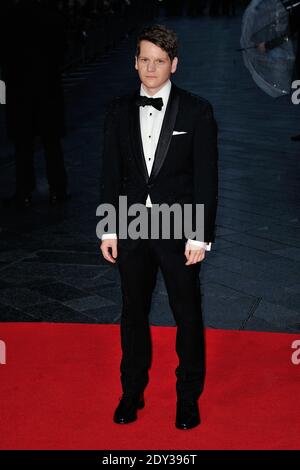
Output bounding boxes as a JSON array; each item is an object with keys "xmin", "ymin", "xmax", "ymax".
[{"xmin": 0, "ymin": 12, "xmax": 300, "ymax": 332}]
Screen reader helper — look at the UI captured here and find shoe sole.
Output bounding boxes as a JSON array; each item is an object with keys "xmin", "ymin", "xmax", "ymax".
[
  {"xmin": 175, "ymin": 419, "xmax": 201, "ymax": 430},
  {"xmin": 113, "ymin": 415, "xmax": 138, "ymax": 424}
]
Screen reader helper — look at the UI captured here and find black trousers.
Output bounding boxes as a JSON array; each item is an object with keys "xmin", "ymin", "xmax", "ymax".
[
  {"xmin": 14, "ymin": 135, "xmax": 67, "ymax": 196},
  {"xmin": 117, "ymin": 236, "xmax": 205, "ymax": 401}
]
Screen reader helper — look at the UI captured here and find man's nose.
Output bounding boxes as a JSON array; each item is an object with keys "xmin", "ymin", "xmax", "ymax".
[{"xmin": 147, "ymin": 61, "xmax": 156, "ymax": 72}]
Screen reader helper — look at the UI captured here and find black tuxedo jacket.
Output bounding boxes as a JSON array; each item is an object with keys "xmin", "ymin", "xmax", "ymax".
[{"xmin": 100, "ymin": 83, "xmax": 218, "ymax": 243}]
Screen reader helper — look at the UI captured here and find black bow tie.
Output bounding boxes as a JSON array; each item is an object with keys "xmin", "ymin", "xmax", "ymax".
[{"xmin": 135, "ymin": 95, "xmax": 163, "ymax": 111}]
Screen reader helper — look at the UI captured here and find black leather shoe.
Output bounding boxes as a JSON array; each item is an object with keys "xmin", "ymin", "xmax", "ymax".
[
  {"xmin": 113, "ymin": 394, "xmax": 145, "ymax": 424},
  {"xmin": 175, "ymin": 399, "xmax": 200, "ymax": 430},
  {"xmin": 3, "ymin": 193, "xmax": 32, "ymax": 209},
  {"xmin": 49, "ymin": 191, "xmax": 71, "ymax": 205}
]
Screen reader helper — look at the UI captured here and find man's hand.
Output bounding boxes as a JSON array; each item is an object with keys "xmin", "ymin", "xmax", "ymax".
[
  {"xmin": 101, "ymin": 239, "xmax": 118, "ymax": 264},
  {"xmin": 184, "ymin": 245, "xmax": 206, "ymax": 266},
  {"xmin": 257, "ymin": 42, "xmax": 266, "ymax": 53}
]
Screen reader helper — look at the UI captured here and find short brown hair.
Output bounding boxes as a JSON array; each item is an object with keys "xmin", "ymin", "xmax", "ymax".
[{"xmin": 136, "ymin": 24, "xmax": 178, "ymax": 61}]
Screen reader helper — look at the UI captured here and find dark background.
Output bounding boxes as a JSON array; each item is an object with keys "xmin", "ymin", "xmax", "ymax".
[{"xmin": 0, "ymin": 0, "xmax": 299, "ymax": 333}]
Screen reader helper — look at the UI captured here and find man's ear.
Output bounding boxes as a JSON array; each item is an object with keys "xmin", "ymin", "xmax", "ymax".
[
  {"xmin": 171, "ymin": 57, "xmax": 178, "ymax": 74},
  {"xmin": 135, "ymin": 56, "xmax": 138, "ymax": 70}
]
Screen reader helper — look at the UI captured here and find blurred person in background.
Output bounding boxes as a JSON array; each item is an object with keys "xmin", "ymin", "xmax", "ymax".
[{"xmin": 1, "ymin": 0, "xmax": 69, "ymax": 208}]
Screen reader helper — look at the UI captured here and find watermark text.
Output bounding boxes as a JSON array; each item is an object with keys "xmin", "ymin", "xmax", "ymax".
[{"xmin": 0, "ymin": 340, "xmax": 6, "ymax": 365}]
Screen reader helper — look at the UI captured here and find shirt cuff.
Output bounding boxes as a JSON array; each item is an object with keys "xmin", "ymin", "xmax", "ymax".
[
  {"xmin": 187, "ymin": 239, "xmax": 212, "ymax": 251},
  {"xmin": 101, "ymin": 233, "xmax": 117, "ymax": 240},
  {"xmin": 101, "ymin": 234, "xmax": 212, "ymax": 251}
]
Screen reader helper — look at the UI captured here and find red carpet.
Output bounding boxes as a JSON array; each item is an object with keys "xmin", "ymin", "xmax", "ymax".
[{"xmin": 0, "ymin": 323, "xmax": 299, "ymax": 450}]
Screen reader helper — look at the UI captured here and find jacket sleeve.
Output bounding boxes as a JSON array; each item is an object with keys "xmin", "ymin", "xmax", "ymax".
[
  {"xmin": 192, "ymin": 101, "xmax": 218, "ymax": 243},
  {"xmin": 100, "ymin": 98, "xmax": 122, "ymax": 205},
  {"xmin": 99, "ymin": 99, "xmax": 123, "ymax": 234}
]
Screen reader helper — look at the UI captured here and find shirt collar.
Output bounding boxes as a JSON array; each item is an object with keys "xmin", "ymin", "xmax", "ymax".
[{"xmin": 140, "ymin": 80, "xmax": 172, "ymax": 108}]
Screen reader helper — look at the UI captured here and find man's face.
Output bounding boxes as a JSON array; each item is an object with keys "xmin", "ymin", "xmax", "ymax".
[{"xmin": 135, "ymin": 40, "xmax": 178, "ymax": 95}]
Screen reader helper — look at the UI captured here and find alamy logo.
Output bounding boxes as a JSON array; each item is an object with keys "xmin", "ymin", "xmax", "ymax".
[
  {"xmin": 291, "ymin": 80, "xmax": 300, "ymax": 105},
  {"xmin": 96, "ymin": 196, "xmax": 205, "ymax": 241},
  {"xmin": 291, "ymin": 340, "xmax": 300, "ymax": 365},
  {"xmin": 0, "ymin": 340, "xmax": 6, "ymax": 365},
  {"xmin": 0, "ymin": 80, "xmax": 6, "ymax": 105}
]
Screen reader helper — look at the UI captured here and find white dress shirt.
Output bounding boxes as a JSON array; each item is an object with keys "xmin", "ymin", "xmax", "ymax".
[
  {"xmin": 102, "ymin": 79, "xmax": 211, "ymax": 251},
  {"xmin": 139, "ymin": 80, "xmax": 171, "ymax": 208}
]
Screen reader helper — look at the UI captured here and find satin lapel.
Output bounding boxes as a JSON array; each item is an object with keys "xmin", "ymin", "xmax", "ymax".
[
  {"xmin": 130, "ymin": 92, "xmax": 149, "ymax": 183},
  {"xmin": 149, "ymin": 85, "xmax": 179, "ymax": 182}
]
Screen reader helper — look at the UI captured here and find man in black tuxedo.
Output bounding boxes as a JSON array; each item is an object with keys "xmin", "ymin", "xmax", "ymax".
[{"xmin": 100, "ymin": 25, "xmax": 218, "ymax": 429}]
